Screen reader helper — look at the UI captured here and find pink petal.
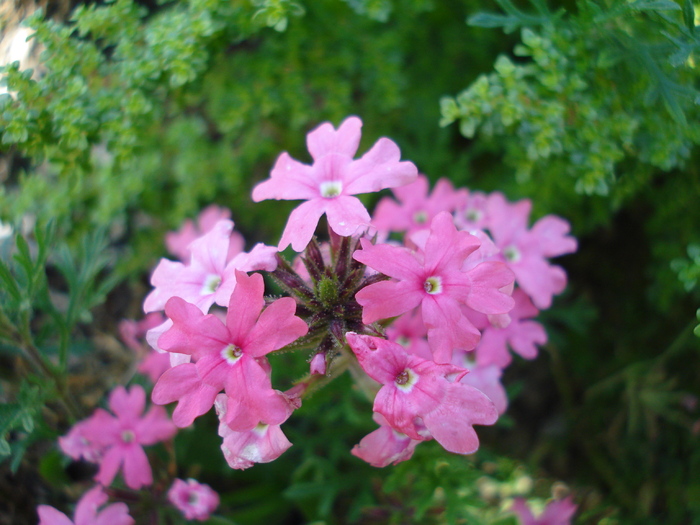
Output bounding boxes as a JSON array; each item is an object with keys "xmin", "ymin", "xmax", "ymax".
[
  {"xmin": 73, "ymin": 486, "xmax": 108, "ymax": 524},
  {"xmin": 94, "ymin": 446, "xmax": 124, "ymax": 487},
  {"xmin": 108, "ymin": 386, "xmax": 145, "ymax": 423},
  {"xmin": 278, "ymin": 199, "xmax": 327, "ymax": 252},
  {"xmin": 306, "ymin": 116, "xmax": 362, "ymax": 160},
  {"xmin": 352, "ymin": 238, "xmax": 422, "ymax": 280},
  {"xmin": 94, "ymin": 503, "xmax": 134, "ymax": 525},
  {"xmin": 226, "ymin": 271, "xmax": 265, "ymax": 345},
  {"xmin": 252, "ymin": 152, "xmax": 318, "ymax": 201},
  {"xmin": 122, "ymin": 444, "xmax": 153, "ymax": 489},
  {"xmin": 325, "ymin": 195, "xmax": 372, "ymax": 237},
  {"xmin": 465, "ymin": 261, "xmax": 515, "ymax": 314},
  {"xmin": 530, "ymin": 215, "xmax": 578, "ymax": 257},
  {"xmin": 244, "ymin": 297, "xmax": 308, "ymax": 356},
  {"xmin": 37, "ymin": 505, "xmax": 74, "ymax": 525},
  {"xmin": 135, "ymin": 406, "xmax": 177, "ymax": 444},
  {"xmin": 187, "ymin": 220, "xmax": 234, "ymax": 276},
  {"xmin": 343, "ymin": 138, "xmax": 418, "ymax": 194},
  {"xmin": 356, "ymin": 279, "xmax": 423, "ymax": 324}
]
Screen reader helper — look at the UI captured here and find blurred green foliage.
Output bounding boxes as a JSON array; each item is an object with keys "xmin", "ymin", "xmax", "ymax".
[{"xmin": 1, "ymin": 0, "xmax": 700, "ymax": 523}]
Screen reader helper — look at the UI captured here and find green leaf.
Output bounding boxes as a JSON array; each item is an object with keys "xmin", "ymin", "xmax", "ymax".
[
  {"xmin": 682, "ymin": 0, "xmax": 695, "ymax": 32},
  {"xmin": 0, "ymin": 439, "xmax": 10, "ymax": 457},
  {"xmin": 0, "ymin": 258, "xmax": 21, "ymax": 303},
  {"xmin": 629, "ymin": 0, "xmax": 681, "ymax": 11}
]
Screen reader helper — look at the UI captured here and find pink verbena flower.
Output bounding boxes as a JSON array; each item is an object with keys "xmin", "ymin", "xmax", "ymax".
[
  {"xmin": 165, "ymin": 205, "xmax": 236, "ymax": 261},
  {"xmin": 346, "ymin": 333, "xmax": 498, "ymax": 455},
  {"xmin": 37, "ymin": 485, "xmax": 133, "ymax": 525},
  {"xmin": 354, "ymin": 212, "xmax": 514, "ymax": 363},
  {"xmin": 351, "ymin": 412, "xmax": 423, "ymax": 467},
  {"xmin": 215, "ymin": 394, "xmax": 293, "ymax": 469},
  {"xmin": 119, "ymin": 313, "xmax": 171, "ymax": 382},
  {"xmin": 453, "ymin": 352, "xmax": 509, "ymax": 415},
  {"xmin": 144, "ymin": 220, "xmax": 276, "ymax": 316},
  {"xmin": 81, "ymin": 385, "xmax": 177, "ymax": 489},
  {"xmin": 152, "ymin": 271, "xmax": 308, "ymax": 429},
  {"xmin": 471, "ymin": 288, "xmax": 548, "ymax": 368},
  {"xmin": 487, "ymin": 193, "xmax": 577, "ymax": 309},
  {"xmin": 511, "ymin": 497, "xmax": 577, "ymax": 525},
  {"xmin": 168, "ymin": 478, "xmax": 220, "ymax": 522},
  {"xmin": 58, "ymin": 420, "xmax": 104, "ymax": 463},
  {"xmin": 252, "ymin": 116, "xmax": 418, "ymax": 252},
  {"xmin": 372, "ymin": 175, "xmax": 466, "ymax": 238}
]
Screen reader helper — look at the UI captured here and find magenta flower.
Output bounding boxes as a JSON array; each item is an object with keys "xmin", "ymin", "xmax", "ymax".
[
  {"xmin": 37, "ymin": 485, "xmax": 133, "ymax": 525},
  {"xmin": 168, "ymin": 478, "xmax": 220, "ymax": 522},
  {"xmin": 252, "ymin": 116, "xmax": 418, "ymax": 251},
  {"xmin": 372, "ymin": 175, "xmax": 466, "ymax": 237},
  {"xmin": 354, "ymin": 212, "xmax": 515, "ymax": 363},
  {"xmin": 487, "ymin": 193, "xmax": 577, "ymax": 309},
  {"xmin": 511, "ymin": 497, "xmax": 577, "ymax": 525},
  {"xmin": 215, "ymin": 394, "xmax": 293, "ymax": 469},
  {"xmin": 152, "ymin": 271, "xmax": 308, "ymax": 429},
  {"xmin": 81, "ymin": 385, "xmax": 177, "ymax": 489},
  {"xmin": 351, "ymin": 413, "xmax": 424, "ymax": 467},
  {"xmin": 346, "ymin": 333, "xmax": 498, "ymax": 455}
]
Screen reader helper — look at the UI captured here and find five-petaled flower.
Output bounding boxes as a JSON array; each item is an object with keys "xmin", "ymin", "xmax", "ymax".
[{"xmin": 252, "ymin": 116, "xmax": 418, "ymax": 252}]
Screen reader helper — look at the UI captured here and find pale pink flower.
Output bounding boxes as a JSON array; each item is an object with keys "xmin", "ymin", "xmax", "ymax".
[
  {"xmin": 37, "ymin": 485, "xmax": 133, "ymax": 525},
  {"xmin": 168, "ymin": 478, "xmax": 220, "ymax": 522},
  {"xmin": 487, "ymin": 193, "xmax": 577, "ymax": 309},
  {"xmin": 351, "ymin": 413, "xmax": 424, "ymax": 467},
  {"xmin": 453, "ymin": 189, "xmax": 491, "ymax": 232},
  {"xmin": 511, "ymin": 497, "xmax": 577, "ymax": 525},
  {"xmin": 81, "ymin": 385, "xmax": 177, "ymax": 489},
  {"xmin": 453, "ymin": 352, "xmax": 509, "ymax": 415},
  {"xmin": 346, "ymin": 333, "xmax": 498, "ymax": 455},
  {"xmin": 372, "ymin": 175, "xmax": 466, "ymax": 237},
  {"xmin": 152, "ymin": 271, "xmax": 308, "ymax": 429},
  {"xmin": 215, "ymin": 394, "xmax": 293, "ymax": 469},
  {"xmin": 252, "ymin": 116, "xmax": 418, "ymax": 252},
  {"xmin": 471, "ymin": 289, "xmax": 548, "ymax": 368},
  {"xmin": 58, "ymin": 420, "xmax": 104, "ymax": 463},
  {"xmin": 354, "ymin": 212, "xmax": 514, "ymax": 363},
  {"xmin": 119, "ymin": 313, "xmax": 170, "ymax": 382},
  {"xmin": 166, "ymin": 205, "xmax": 236, "ymax": 261}
]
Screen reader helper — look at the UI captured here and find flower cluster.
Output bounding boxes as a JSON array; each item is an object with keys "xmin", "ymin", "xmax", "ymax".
[
  {"xmin": 148, "ymin": 116, "xmax": 576, "ymax": 468},
  {"xmin": 45, "ymin": 116, "xmax": 577, "ymax": 522}
]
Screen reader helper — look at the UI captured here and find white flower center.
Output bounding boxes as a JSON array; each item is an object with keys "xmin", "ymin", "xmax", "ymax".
[
  {"xmin": 201, "ymin": 274, "xmax": 222, "ymax": 295},
  {"xmin": 396, "ymin": 336, "xmax": 411, "ymax": 347},
  {"xmin": 221, "ymin": 344, "xmax": 243, "ymax": 364},
  {"xmin": 413, "ymin": 210, "xmax": 428, "ymax": 224},
  {"xmin": 423, "ymin": 276, "xmax": 443, "ymax": 295},
  {"xmin": 320, "ymin": 180, "xmax": 343, "ymax": 198},
  {"xmin": 465, "ymin": 208, "xmax": 483, "ymax": 223},
  {"xmin": 395, "ymin": 368, "xmax": 419, "ymax": 393},
  {"xmin": 121, "ymin": 430, "xmax": 135, "ymax": 443},
  {"xmin": 503, "ymin": 244, "xmax": 521, "ymax": 263}
]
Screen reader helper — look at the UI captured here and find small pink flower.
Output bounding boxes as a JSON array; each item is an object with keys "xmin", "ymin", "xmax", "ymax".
[
  {"xmin": 470, "ymin": 289, "xmax": 548, "ymax": 368},
  {"xmin": 81, "ymin": 385, "xmax": 177, "ymax": 489},
  {"xmin": 511, "ymin": 497, "xmax": 577, "ymax": 525},
  {"xmin": 168, "ymin": 478, "xmax": 220, "ymax": 522},
  {"xmin": 215, "ymin": 394, "xmax": 293, "ymax": 469},
  {"xmin": 58, "ymin": 420, "xmax": 104, "ymax": 463},
  {"xmin": 309, "ymin": 352, "xmax": 327, "ymax": 375},
  {"xmin": 166, "ymin": 205, "xmax": 237, "ymax": 261},
  {"xmin": 346, "ymin": 333, "xmax": 498, "ymax": 455},
  {"xmin": 351, "ymin": 413, "xmax": 424, "ymax": 467},
  {"xmin": 354, "ymin": 212, "xmax": 514, "ymax": 363},
  {"xmin": 252, "ymin": 116, "xmax": 418, "ymax": 252},
  {"xmin": 152, "ymin": 271, "xmax": 308, "ymax": 429},
  {"xmin": 487, "ymin": 193, "xmax": 577, "ymax": 309},
  {"xmin": 372, "ymin": 175, "xmax": 466, "ymax": 237},
  {"xmin": 37, "ymin": 485, "xmax": 133, "ymax": 525}
]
